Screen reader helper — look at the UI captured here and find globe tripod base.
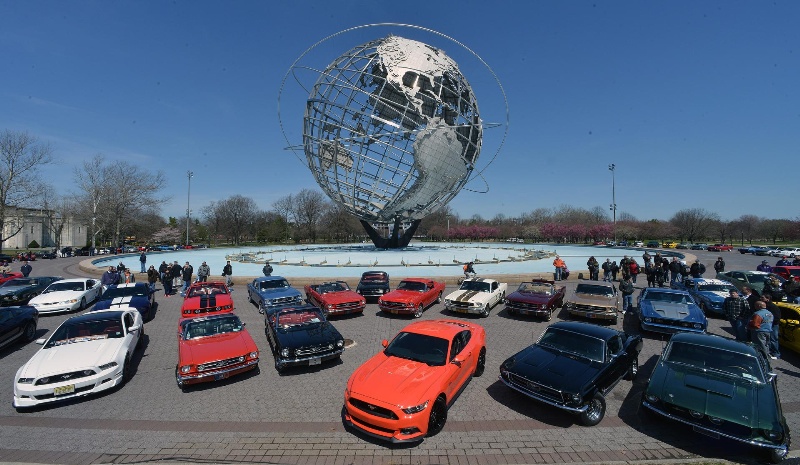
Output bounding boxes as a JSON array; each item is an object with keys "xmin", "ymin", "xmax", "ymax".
[{"xmin": 360, "ymin": 219, "xmax": 421, "ymax": 249}]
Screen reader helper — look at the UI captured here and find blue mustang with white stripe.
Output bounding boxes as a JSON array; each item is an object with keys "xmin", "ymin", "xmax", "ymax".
[{"xmin": 92, "ymin": 283, "xmax": 155, "ymax": 321}]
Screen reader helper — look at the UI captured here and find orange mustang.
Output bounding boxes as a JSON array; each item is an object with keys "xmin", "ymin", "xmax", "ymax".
[
  {"xmin": 344, "ymin": 319, "xmax": 486, "ymax": 442},
  {"xmin": 377, "ymin": 278, "xmax": 445, "ymax": 318},
  {"xmin": 304, "ymin": 281, "xmax": 366, "ymax": 317},
  {"xmin": 180, "ymin": 281, "xmax": 233, "ymax": 318}
]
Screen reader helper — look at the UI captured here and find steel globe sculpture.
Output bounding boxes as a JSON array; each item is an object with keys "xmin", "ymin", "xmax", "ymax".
[{"xmin": 281, "ymin": 25, "xmax": 507, "ymax": 248}]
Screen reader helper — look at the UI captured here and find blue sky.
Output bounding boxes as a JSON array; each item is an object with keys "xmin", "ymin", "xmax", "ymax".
[{"xmin": 2, "ymin": 1, "xmax": 798, "ymax": 223}]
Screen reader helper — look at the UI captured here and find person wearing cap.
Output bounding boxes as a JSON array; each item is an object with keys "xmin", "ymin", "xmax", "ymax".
[
  {"xmin": 262, "ymin": 260, "xmax": 273, "ymax": 277},
  {"xmin": 197, "ymin": 261, "xmax": 210, "ymax": 282},
  {"xmin": 776, "ymin": 256, "xmax": 792, "ymax": 267},
  {"xmin": 757, "ymin": 260, "xmax": 772, "ymax": 273},
  {"xmin": 222, "ymin": 260, "xmax": 233, "ymax": 286},
  {"xmin": 181, "ymin": 261, "xmax": 194, "ymax": 293}
]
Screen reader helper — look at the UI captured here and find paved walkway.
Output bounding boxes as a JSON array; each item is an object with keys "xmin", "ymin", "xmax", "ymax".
[{"xmin": 0, "ymin": 249, "xmax": 795, "ymax": 465}]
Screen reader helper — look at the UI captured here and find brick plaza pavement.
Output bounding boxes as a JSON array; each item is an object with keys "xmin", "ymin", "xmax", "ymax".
[{"xmin": 0, "ymin": 249, "xmax": 797, "ymax": 465}]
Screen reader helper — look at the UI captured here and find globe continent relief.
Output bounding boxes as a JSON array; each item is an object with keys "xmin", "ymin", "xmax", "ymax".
[{"xmin": 303, "ymin": 35, "xmax": 482, "ymax": 224}]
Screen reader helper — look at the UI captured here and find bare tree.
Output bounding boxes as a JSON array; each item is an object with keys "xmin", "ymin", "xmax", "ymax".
[
  {"xmin": 38, "ymin": 185, "xmax": 74, "ymax": 249},
  {"xmin": 0, "ymin": 130, "xmax": 55, "ymax": 251},
  {"xmin": 670, "ymin": 208, "xmax": 720, "ymax": 243},
  {"xmin": 292, "ymin": 189, "xmax": 327, "ymax": 243},
  {"xmin": 218, "ymin": 195, "xmax": 258, "ymax": 245},
  {"xmin": 271, "ymin": 194, "xmax": 294, "ymax": 242}
]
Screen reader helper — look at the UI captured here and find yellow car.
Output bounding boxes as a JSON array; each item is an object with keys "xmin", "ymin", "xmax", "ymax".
[
  {"xmin": 778, "ymin": 302, "xmax": 800, "ymax": 355},
  {"xmin": 662, "ymin": 241, "xmax": 678, "ymax": 248}
]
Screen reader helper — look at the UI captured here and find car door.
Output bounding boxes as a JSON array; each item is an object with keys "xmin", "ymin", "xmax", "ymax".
[
  {"xmin": 779, "ymin": 305, "xmax": 800, "ymax": 354},
  {"xmin": 596, "ymin": 336, "xmax": 625, "ymax": 392},
  {"xmin": 0, "ymin": 309, "xmax": 17, "ymax": 347},
  {"xmin": 443, "ymin": 332, "xmax": 469, "ymax": 401}
]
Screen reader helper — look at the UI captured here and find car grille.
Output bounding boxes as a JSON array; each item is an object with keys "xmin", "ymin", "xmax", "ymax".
[
  {"xmin": 185, "ymin": 305, "xmax": 230, "ymax": 316},
  {"xmin": 448, "ymin": 300, "xmax": 474, "ymax": 309},
  {"xmin": 268, "ymin": 296, "xmax": 301, "ymax": 306},
  {"xmin": 295, "ymin": 344, "xmax": 334, "ymax": 357},
  {"xmin": 504, "ymin": 372, "xmax": 564, "ymax": 403},
  {"xmin": 35, "ymin": 370, "xmax": 96, "ymax": 385},
  {"xmin": 198, "ymin": 356, "xmax": 245, "ymax": 372},
  {"xmin": 660, "ymin": 401, "xmax": 752, "ymax": 437},
  {"xmin": 380, "ymin": 301, "xmax": 409, "ymax": 310},
  {"xmin": 332, "ymin": 301, "xmax": 363, "ymax": 310},
  {"xmin": 507, "ymin": 301, "xmax": 542, "ymax": 311},
  {"xmin": 34, "ymin": 385, "xmax": 94, "ymax": 400},
  {"xmin": 349, "ymin": 398, "xmax": 398, "ymax": 420},
  {"xmin": 572, "ymin": 303, "xmax": 612, "ymax": 313},
  {"xmin": 649, "ymin": 318, "xmax": 698, "ymax": 329}
]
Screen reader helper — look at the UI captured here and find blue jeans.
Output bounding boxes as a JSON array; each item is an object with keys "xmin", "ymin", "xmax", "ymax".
[
  {"xmin": 554, "ymin": 267, "xmax": 562, "ymax": 281},
  {"xmin": 631, "ymin": 274, "xmax": 637, "ymax": 284},
  {"xmin": 183, "ymin": 279, "xmax": 191, "ymax": 292},
  {"xmin": 149, "ymin": 282, "xmax": 156, "ymax": 293},
  {"xmin": 603, "ymin": 271, "xmax": 610, "ymax": 281},
  {"xmin": 752, "ymin": 330, "xmax": 771, "ymax": 362},
  {"xmin": 140, "ymin": 262, "xmax": 146, "ymax": 273},
  {"xmin": 770, "ymin": 324, "xmax": 781, "ymax": 357},
  {"xmin": 622, "ymin": 294, "xmax": 633, "ymax": 312},
  {"xmin": 729, "ymin": 318, "xmax": 747, "ymax": 342}
]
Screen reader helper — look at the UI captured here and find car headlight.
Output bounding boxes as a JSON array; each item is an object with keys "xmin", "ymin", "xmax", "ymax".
[
  {"xmin": 471, "ymin": 302, "xmax": 482, "ymax": 307},
  {"xmin": 99, "ymin": 362, "xmax": 118, "ymax": 370},
  {"xmin": 281, "ymin": 348, "xmax": 290, "ymax": 358},
  {"xmin": 401, "ymin": 400, "xmax": 428, "ymax": 414},
  {"xmin": 565, "ymin": 302, "xmax": 574, "ymax": 308},
  {"xmin": 248, "ymin": 351, "xmax": 258, "ymax": 359},
  {"xmin": 445, "ymin": 299, "xmax": 453, "ymax": 305},
  {"xmin": 17, "ymin": 378, "xmax": 34, "ymax": 384},
  {"xmin": 327, "ymin": 304, "xmax": 333, "ymax": 310},
  {"xmin": 39, "ymin": 377, "xmax": 50, "ymax": 384},
  {"xmin": 693, "ymin": 323, "xmax": 703, "ymax": 329},
  {"xmin": 644, "ymin": 393, "xmax": 659, "ymax": 403},
  {"xmin": 689, "ymin": 410, "xmax": 704, "ymax": 419},
  {"xmin": 180, "ymin": 365, "xmax": 192, "ymax": 373},
  {"xmin": 644, "ymin": 317, "xmax": 652, "ymax": 323},
  {"xmin": 336, "ymin": 340, "xmax": 344, "ymax": 348},
  {"xmin": 566, "ymin": 393, "xmax": 582, "ymax": 406}
]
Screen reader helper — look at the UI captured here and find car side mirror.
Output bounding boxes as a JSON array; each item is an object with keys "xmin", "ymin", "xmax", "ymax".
[
  {"xmin": 381, "ymin": 339, "xmax": 389, "ymax": 348},
  {"xmin": 767, "ymin": 372, "xmax": 778, "ymax": 383},
  {"xmin": 129, "ymin": 324, "xmax": 142, "ymax": 332},
  {"xmin": 451, "ymin": 358, "xmax": 463, "ymax": 367},
  {"xmin": 35, "ymin": 338, "xmax": 45, "ymax": 345}
]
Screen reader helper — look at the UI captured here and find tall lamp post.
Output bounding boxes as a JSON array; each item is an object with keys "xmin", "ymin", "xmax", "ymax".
[
  {"xmin": 608, "ymin": 164, "xmax": 617, "ymax": 244},
  {"xmin": 186, "ymin": 171, "xmax": 193, "ymax": 246}
]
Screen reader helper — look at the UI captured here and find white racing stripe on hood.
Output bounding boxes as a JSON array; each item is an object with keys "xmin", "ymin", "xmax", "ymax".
[{"xmin": 110, "ymin": 296, "xmax": 133, "ymax": 307}]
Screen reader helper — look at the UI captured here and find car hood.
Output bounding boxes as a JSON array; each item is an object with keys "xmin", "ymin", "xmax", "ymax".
[
  {"xmin": 276, "ymin": 322, "xmax": 342, "ymax": 348},
  {"xmin": 19, "ymin": 339, "xmax": 123, "ymax": 377},
  {"xmin": 349, "ymin": 353, "xmax": 446, "ymax": 407},
  {"xmin": 571, "ymin": 292, "xmax": 615, "ymax": 307},
  {"xmin": 179, "ymin": 331, "xmax": 256, "ymax": 366},
  {"xmin": 95, "ymin": 295, "xmax": 149, "ymax": 310},
  {"xmin": 696, "ymin": 291, "xmax": 728, "ymax": 302},
  {"xmin": 504, "ymin": 345, "xmax": 601, "ymax": 394},
  {"xmin": 641, "ymin": 301, "xmax": 702, "ymax": 322},
  {"xmin": 0, "ymin": 284, "xmax": 36, "ymax": 295},
  {"xmin": 382, "ymin": 289, "xmax": 424, "ymax": 303},
  {"xmin": 257, "ymin": 288, "xmax": 301, "ymax": 298},
  {"xmin": 445, "ymin": 289, "xmax": 489, "ymax": 303},
  {"xmin": 648, "ymin": 361, "xmax": 781, "ymax": 430},
  {"xmin": 318, "ymin": 291, "xmax": 363, "ymax": 304},
  {"xmin": 30, "ymin": 290, "xmax": 82, "ymax": 303},
  {"xmin": 506, "ymin": 291, "xmax": 550, "ymax": 305}
]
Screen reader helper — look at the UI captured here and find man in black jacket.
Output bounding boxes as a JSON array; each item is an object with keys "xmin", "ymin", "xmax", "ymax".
[
  {"xmin": 222, "ymin": 260, "xmax": 233, "ymax": 286},
  {"xmin": 669, "ymin": 258, "xmax": 682, "ymax": 284},
  {"xmin": 181, "ymin": 262, "xmax": 194, "ymax": 294}
]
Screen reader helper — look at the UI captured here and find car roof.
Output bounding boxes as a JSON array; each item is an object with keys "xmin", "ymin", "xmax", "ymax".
[
  {"xmin": 69, "ymin": 309, "xmax": 127, "ymax": 322},
  {"xmin": 548, "ymin": 321, "xmax": 619, "ymax": 339},
  {"xmin": 400, "ymin": 319, "xmax": 478, "ymax": 339},
  {"xmin": 179, "ymin": 312, "xmax": 239, "ymax": 328},
  {"xmin": 109, "ymin": 282, "xmax": 147, "ymax": 288},
  {"xmin": 361, "ymin": 271, "xmax": 387, "ymax": 277},
  {"xmin": 52, "ymin": 278, "xmax": 91, "ymax": 283},
  {"xmin": 399, "ymin": 277, "xmax": 433, "ymax": 283},
  {"xmin": 255, "ymin": 276, "xmax": 288, "ymax": 282},
  {"xmin": 669, "ymin": 332, "xmax": 757, "ymax": 355},
  {"xmin": 644, "ymin": 287, "xmax": 689, "ymax": 295},
  {"xmin": 689, "ymin": 278, "xmax": 732, "ymax": 286},
  {"xmin": 575, "ymin": 280, "xmax": 614, "ymax": 287}
]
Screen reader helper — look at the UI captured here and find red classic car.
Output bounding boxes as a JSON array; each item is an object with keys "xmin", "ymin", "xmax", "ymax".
[
  {"xmin": 504, "ymin": 280, "xmax": 566, "ymax": 320},
  {"xmin": 180, "ymin": 281, "xmax": 233, "ymax": 318},
  {"xmin": 378, "ymin": 278, "xmax": 445, "ymax": 318},
  {"xmin": 304, "ymin": 281, "xmax": 366, "ymax": 317},
  {"xmin": 0, "ymin": 272, "xmax": 24, "ymax": 285},
  {"xmin": 175, "ymin": 312, "xmax": 259, "ymax": 390},
  {"xmin": 707, "ymin": 244, "xmax": 734, "ymax": 252},
  {"xmin": 772, "ymin": 266, "xmax": 800, "ymax": 282}
]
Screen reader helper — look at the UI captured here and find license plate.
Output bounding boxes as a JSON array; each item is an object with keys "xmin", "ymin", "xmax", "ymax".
[
  {"xmin": 388, "ymin": 309, "xmax": 398, "ymax": 314},
  {"xmin": 214, "ymin": 373, "xmax": 226, "ymax": 381},
  {"xmin": 308, "ymin": 358, "xmax": 321, "ymax": 366},
  {"xmin": 54, "ymin": 384, "xmax": 75, "ymax": 396},
  {"xmin": 693, "ymin": 425, "xmax": 719, "ymax": 439},
  {"xmin": 455, "ymin": 308, "xmax": 468, "ymax": 313}
]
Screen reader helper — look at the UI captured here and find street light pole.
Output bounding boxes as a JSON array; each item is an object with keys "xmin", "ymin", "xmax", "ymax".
[
  {"xmin": 186, "ymin": 171, "xmax": 193, "ymax": 246},
  {"xmin": 608, "ymin": 164, "xmax": 617, "ymax": 243}
]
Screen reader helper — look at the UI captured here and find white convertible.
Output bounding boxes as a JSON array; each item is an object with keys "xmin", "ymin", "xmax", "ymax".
[
  {"xmin": 27, "ymin": 278, "xmax": 103, "ymax": 314},
  {"xmin": 13, "ymin": 307, "xmax": 143, "ymax": 409},
  {"xmin": 444, "ymin": 277, "xmax": 507, "ymax": 317}
]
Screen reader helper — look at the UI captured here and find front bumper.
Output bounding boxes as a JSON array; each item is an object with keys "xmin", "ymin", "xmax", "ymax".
[
  {"xmin": 357, "ymin": 287, "xmax": 389, "ymax": 297},
  {"xmin": 567, "ymin": 307, "xmax": 617, "ymax": 321},
  {"xmin": 499, "ymin": 375, "xmax": 588, "ymax": 414},
  {"xmin": 275, "ymin": 348, "xmax": 343, "ymax": 370},
  {"xmin": 505, "ymin": 302, "xmax": 550, "ymax": 316},
  {"xmin": 641, "ymin": 400, "xmax": 789, "ymax": 457},
  {"xmin": 639, "ymin": 319, "xmax": 706, "ymax": 334},
  {"xmin": 30, "ymin": 302, "xmax": 81, "ymax": 314},
  {"xmin": 445, "ymin": 302, "xmax": 486, "ymax": 314},
  {"xmin": 14, "ymin": 366, "xmax": 124, "ymax": 408},
  {"xmin": 177, "ymin": 359, "xmax": 259, "ymax": 386},
  {"xmin": 326, "ymin": 304, "xmax": 365, "ymax": 316},
  {"xmin": 344, "ymin": 396, "xmax": 426, "ymax": 443},
  {"xmin": 378, "ymin": 304, "xmax": 416, "ymax": 315}
]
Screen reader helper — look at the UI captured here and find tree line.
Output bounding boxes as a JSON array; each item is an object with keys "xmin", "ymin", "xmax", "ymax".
[{"xmin": 2, "ymin": 129, "xmax": 797, "ymax": 250}]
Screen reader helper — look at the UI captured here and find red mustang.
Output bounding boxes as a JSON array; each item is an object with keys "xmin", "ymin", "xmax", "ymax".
[
  {"xmin": 378, "ymin": 278, "xmax": 445, "ymax": 318},
  {"xmin": 0, "ymin": 272, "xmax": 24, "ymax": 286},
  {"xmin": 707, "ymin": 244, "xmax": 734, "ymax": 252},
  {"xmin": 304, "ymin": 281, "xmax": 366, "ymax": 317},
  {"xmin": 175, "ymin": 312, "xmax": 259, "ymax": 390},
  {"xmin": 180, "ymin": 281, "xmax": 233, "ymax": 318},
  {"xmin": 504, "ymin": 279, "xmax": 566, "ymax": 321},
  {"xmin": 344, "ymin": 319, "xmax": 486, "ymax": 442}
]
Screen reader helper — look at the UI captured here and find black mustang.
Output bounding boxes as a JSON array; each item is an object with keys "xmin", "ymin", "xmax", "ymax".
[
  {"xmin": 500, "ymin": 321, "xmax": 643, "ymax": 426},
  {"xmin": 0, "ymin": 305, "xmax": 39, "ymax": 351},
  {"xmin": 264, "ymin": 305, "xmax": 345, "ymax": 373},
  {"xmin": 0, "ymin": 276, "xmax": 62, "ymax": 306}
]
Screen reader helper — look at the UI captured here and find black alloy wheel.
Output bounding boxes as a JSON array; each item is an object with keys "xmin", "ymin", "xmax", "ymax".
[
  {"xmin": 23, "ymin": 322, "xmax": 37, "ymax": 342},
  {"xmin": 474, "ymin": 348, "xmax": 486, "ymax": 377},
  {"xmin": 427, "ymin": 396, "xmax": 448, "ymax": 436}
]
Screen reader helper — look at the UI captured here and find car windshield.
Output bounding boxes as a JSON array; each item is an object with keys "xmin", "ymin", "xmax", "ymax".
[
  {"xmin": 645, "ymin": 291, "xmax": 690, "ymax": 304},
  {"xmin": 260, "ymin": 279, "xmax": 289, "ymax": 290},
  {"xmin": 747, "ymin": 274, "xmax": 770, "ymax": 284},
  {"xmin": 275, "ymin": 309, "xmax": 323, "ymax": 330},
  {"xmin": 361, "ymin": 273, "xmax": 387, "ymax": 282},
  {"xmin": 518, "ymin": 282, "xmax": 554, "ymax": 295},
  {"xmin": 697, "ymin": 284, "xmax": 736, "ymax": 293},
  {"xmin": 384, "ymin": 331, "xmax": 449, "ymax": 366},
  {"xmin": 186, "ymin": 285, "xmax": 228, "ymax": 297},
  {"xmin": 397, "ymin": 281, "xmax": 426, "ymax": 291},
  {"xmin": 102, "ymin": 286, "xmax": 147, "ymax": 299},
  {"xmin": 538, "ymin": 327, "xmax": 604, "ymax": 362},
  {"xmin": 319, "ymin": 282, "xmax": 349, "ymax": 293},
  {"xmin": 1, "ymin": 278, "xmax": 35, "ymax": 287},
  {"xmin": 575, "ymin": 284, "xmax": 614, "ymax": 297},
  {"xmin": 45, "ymin": 281, "xmax": 86, "ymax": 292},
  {"xmin": 46, "ymin": 317, "xmax": 123, "ymax": 348},
  {"xmin": 183, "ymin": 315, "xmax": 243, "ymax": 339},
  {"xmin": 666, "ymin": 341, "xmax": 764, "ymax": 382},
  {"xmin": 459, "ymin": 280, "xmax": 490, "ymax": 292}
]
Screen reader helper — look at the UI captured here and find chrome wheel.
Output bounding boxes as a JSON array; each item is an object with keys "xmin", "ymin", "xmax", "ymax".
[
  {"xmin": 579, "ymin": 393, "xmax": 606, "ymax": 426},
  {"xmin": 414, "ymin": 304, "xmax": 424, "ymax": 318}
]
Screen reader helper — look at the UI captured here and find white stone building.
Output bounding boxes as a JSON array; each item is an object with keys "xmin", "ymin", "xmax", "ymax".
[{"xmin": 1, "ymin": 207, "xmax": 87, "ymax": 250}]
